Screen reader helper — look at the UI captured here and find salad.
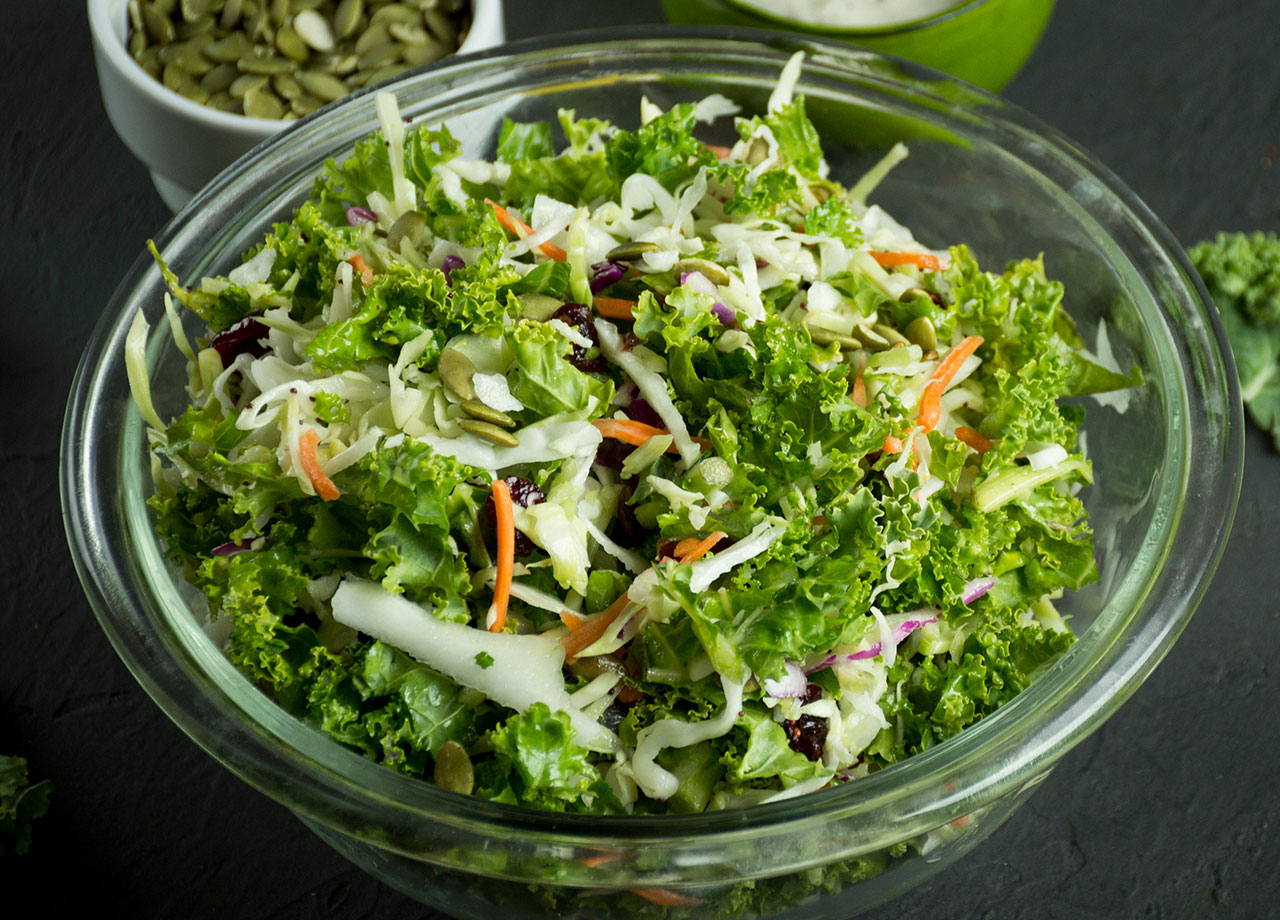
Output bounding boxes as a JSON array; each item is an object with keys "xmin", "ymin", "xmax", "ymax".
[{"xmin": 129, "ymin": 52, "xmax": 1137, "ymax": 816}]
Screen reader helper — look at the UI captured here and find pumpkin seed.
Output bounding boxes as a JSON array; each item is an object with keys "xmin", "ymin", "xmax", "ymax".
[
  {"xmin": 228, "ymin": 72, "xmax": 269, "ymax": 97},
  {"xmin": 672, "ymin": 257, "xmax": 730, "ymax": 286},
  {"xmin": 153, "ymin": 0, "xmax": 179, "ymax": 15},
  {"xmin": 357, "ymin": 40, "xmax": 403, "ymax": 70},
  {"xmin": 274, "ymin": 23, "xmax": 310, "ymax": 62},
  {"xmin": 237, "ymin": 49, "xmax": 294, "ymax": 74},
  {"xmin": 141, "ymin": 2, "xmax": 176, "ymax": 43},
  {"xmin": 175, "ymin": 13, "xmax": 216, "ymax": 39},
  {"xmin": 295, "ymin": 69, "xmax": 348, "ymax": 101},
  {"xmin": 175, "ymin": 78, "xmax": 210, "ymax": 105},
  {"xmin": 128, "ymin": 0, "xmax": 145, "ymax": 34},
  {"xmin": 204, "ymin": 31, "xmax": 253, "ymax": 62},
  {"xmin": 219, "ymin": 0, "xmax": 244, "ymax": 29},
  {"xmin": 437, "ymin": 348, "xmax": 478, "ymax": 401},
  {"xmin": 316, "ymin": 52, "xmax": 359, "ymax": 74},
  {"xmin": 161, "ymin": 61, "xmax": 186, "ymax": 90},
  {"xmin": 208, "ymin": 90, "xmax": 241, "ymax": 113},
  {"xmin": 370, "ymin": 3, "xmax": 423, "ymax": 27},
  {"xmin": 201, "ymin": 62, "xmax": 241, "ymax": 94},
  {"xmin": 386, "ymin": 210, "xmax": 429, "ymax": 251},
  {"xmin": 457, "ymin": 419, "xmax": 520, "ymax": 447},
  {"xmin": 354, "ymin": 22, "xmax": 390, "ymax": 53},
  {"xmin": 243, "ymin": 85, "xmax": 286, "ymax": 119},
  {"xmin": 401, "ymin": 39, "xmax": 447, "ymax": 67},
  {"xmin": 423, "ymin": 8, "xmax": 456, "ymax": 45},
  {"xmin": 461, "ymin": 400, "xmax": 516, "ymax": 429},
  {"xmin": 179, "ymin": 0, "xmax": 214, "ymax": 20},
  {"xmin": 268, "ymin": 0, "xmax": 290, "ymax": 27},
  {"xmin": 388, "ymin": 21, "xmax": 431, "ymax": 44},
  {"xmin": 334, "ymin": 0, "xmax": 364, "ymax": 38},
  {"xmin": 162, "ymin": 42, "xmax": 214, "ymax": 75},
  {"xmin": 517, "ymin": 293, "xmax": 563, "ymax": 322},
  {"xmin": 433, "ymin": 741, "xmax": 474, "ymax": 795},
  {"xmin": 872, "ymin": 322, "xmax": 911, "ymax": 346},
  {"xmin": 128, "ymin": 30, "xmax": 149, "ymax": 56},
  {"xmin": 904, "ymin": 316, "xmax": 937, "ymax": 351},
  {"xmin": 806, "ymin": 324, "xmax": 860, "ymax": 350},
  {"xmin": 851, "ymin": 325, "xmax": 891, "ymax": 352},
  {"xmin": 293, "ymin": 8, "xmax": 336, "ymax": 51},
  {"xmin": 289, "ymin": 92, "xmax": 323, "ymax": 116},
  {"xmin": 605, "ymin": 240, "xmax": 660, "ymax": 262},
  {"xmin": 271, "ymin": 71, "xmax": 303, "ymax": 98}
]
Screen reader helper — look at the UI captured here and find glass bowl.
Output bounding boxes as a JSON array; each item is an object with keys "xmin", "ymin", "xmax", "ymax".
[
  {"xmin": 661, "ymin": 0, "xmax": 1057, "ymax": 91},
  {"xmin": 61, "ymin": 29, "xmax": 1241, "ymax": 920}
]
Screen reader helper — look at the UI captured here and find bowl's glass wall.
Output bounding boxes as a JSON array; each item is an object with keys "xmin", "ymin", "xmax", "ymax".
[{"xmin": 62, "ymin": 31, "xmax": 1240, "ymax": 920}]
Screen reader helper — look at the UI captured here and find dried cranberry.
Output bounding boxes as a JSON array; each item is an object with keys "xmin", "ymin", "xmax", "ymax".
[
  {"xmin": 548, "ymin": 303, "xmax": 605, "ymax": 373},
  {"xmin": 802, "ymin": 684, "xmax": 823, "ymax": 706},
  {"xmin": 593, "ymin": 437, "xmax": 635, "ymax": 471},
  {"xmin": 210, "ymin": 315, "xmax": 270, "ymax": 366},
  {"xmin": 782, "ymin": 715, "xmax": 828, "ymax": 762},
  {"xmin": 625, "ymin": 396, "xmax": 664, "ymax": 429},
  {"xmin": 483, "ymin": 476, "xmax": 545, "ymax": 556}
]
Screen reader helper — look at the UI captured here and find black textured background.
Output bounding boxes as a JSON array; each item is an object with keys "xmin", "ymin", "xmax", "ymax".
[{"xmin": 3, "ymin": 1, "xmax": 1278, "ymax": 916}]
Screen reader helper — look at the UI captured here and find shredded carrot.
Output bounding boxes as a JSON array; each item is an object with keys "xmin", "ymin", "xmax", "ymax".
[
  {"xmin": 485, "ymin": 197, "xmax": 567, "ymax": 261},
  {"xmin": 882, "ymin": 434, "xmax": 904, "ymax": 455},
  {"xmin": 676, "ymin": 531, "xmax": 727, "ymax": 564},
  {"xmin": 345, "ymin": 253, "xmax": 373, "ymax": 286},
  {"xmin": 869, "ymin": 250, "xmax": 946, "ymax": 272},
  {"xmin": 917, "ymin": 335, "xmax": 984, "ymax": 434},
  {"xmin": 559, "ymin": 609, "xmax": 586, "ymax": 632},
  {"xmin": 580, "ymin": 851, "xmax": 627, "ymax": 868},
  {"xmin": 851, "ymin": 355, "xmax": 868, "ymax": 409},
  {"xmin": 593, "ymin": 418, "xmax": 681, "ymax": 455},
  {"xmin": 561, "ymin": 592, "xmax": 632, "ymax": 661},
  {"xmin": 592, "ymin": 296, "xmax": 638, "ymax": 320},
  {"xmin": 706, "ymin": 143, "xmax": 734, "ymax": 159},
  {"xmin": 632, "ymin": 888, "xmax": 704, "ymax": 907},
  {"xmin": 297, "ymin": 429, "xmax": 341, "ymax": 501},
  {"xmin": 488, "ymin": 479, "xmax": 514, "ymax": 633},
  {"xmin": 955, "ymin": 425, "xmax": 994, "ymax": 453}
]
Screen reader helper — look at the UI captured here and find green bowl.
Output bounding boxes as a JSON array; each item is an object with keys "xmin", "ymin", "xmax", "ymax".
[{"xmin": 661, "ymin": 0, "xmax": 1056, "ymax": 91}]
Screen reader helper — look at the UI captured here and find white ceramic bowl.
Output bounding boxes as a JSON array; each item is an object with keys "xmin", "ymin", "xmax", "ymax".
[{"xmin": 88, "ymin": 0, "xmax": 505, "ymax": 210}]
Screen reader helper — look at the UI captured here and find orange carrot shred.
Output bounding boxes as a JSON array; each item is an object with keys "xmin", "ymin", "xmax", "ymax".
[
  {"xmin": 882, "ymin": 434, "xmax": 904, "ymax": 455},
  {"xmin": 677, "ymin": 531, "xmax": 727, "ymax": 564},
  {"xmin": 561, "ymin": 592, "xmax": 632, "ymax": 661},
  {"xmin": 488, "ymin": 478, "xmax": 514, "ymax": 633},
  {"xmin": 593, "ymin": 418, "xmax": 680, "ymax": 454},
  {"xmin": 485, "ymin": 197, "xmax": 567, "ymax": 261},
  {"xmin": 917, "ymin": 335, "xmax": 984, "ymax": 435},
  {"xmin": 869, "ymin": 250, "xmax": 946, "ymax": 272},
  {"xmin": 559, "ymin": 609, "xmax": 586, "ymax": 632},
  {"xmin": 298, "ymin": 429, "xmax": 341, "ymax": 501},
  {"xmin": 345, "ymin": 253, "xmax": 374, "ymax": 286},
  {"xmin": 851, "ymin": 355, "xmax": 868, "ymax": 409},
  {"xmin": 955, "ymin": 425, "xmax": 994, "ymax": 453},
  {"xmin": 592, "ymin": 296, "xmax": 638, "ymax": 320},
  {"xmin": 632, "ymin": 888, "xmax": 704, "ymax": 907},
  {"xmin": 706, "ymin": 143, "xmax": 734, "ymax": 160}
]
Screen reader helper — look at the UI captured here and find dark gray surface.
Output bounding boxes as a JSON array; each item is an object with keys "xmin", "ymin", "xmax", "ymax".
[{"xmin": 2, "ymin": 0, "xmax": 1277, "ymax": 915}]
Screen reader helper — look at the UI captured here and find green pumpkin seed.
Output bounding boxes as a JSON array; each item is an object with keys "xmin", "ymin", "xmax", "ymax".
[
  {"xmin": 423, "ymin": 8, "xmax": 456, "ymax": 45},
  {"xmin": 229, "ymin": 72, "xmax": 269, "ymax": 97},
  {"xmin": 605, "ymin": 240, "xmax": 660, "ymax": 262},
  {"xmin": 904, "ymin": 316, "xmax": 937, "ymax": 351},
  {"xmin": 370, "ymin": 3, "xmax": 423, "ymax": 27},
  {"xmin": 872, "ymin": 322, "xmax": 911, "ymax": 347},
  {"xmin": 200, "ymin": 61, "xmax": 241, "ymax": 94},
  {"xmin": 388, "ymin": 21, "xmax": 430, "ymax": 44},
  {"xmin": 806, "ymin": 324, "xmax": 860, "ymax": 350},
  {"xmin": 128, "ymin": 29, "xmax": 149, "ymax": 56},
  {"xmin": 204, "ymin": 31, "xmax": 253, "ymax": 62},
  {"xmin": 354, "ymin": 22, "xmax": 390, "ymax": 54},
  {"xmin": 357, "ymin": 40, "xmax": 402, "ymax": 70},
  {"xmin": 290, "ymin": 92, "xmax": 323, "ymax": 116},
  {"xmin": 386, "ymin": 210, "xmax": 429, "ymax": 251},
  {"xmin": 219, "ymin": 0, "xmax": 244, "ymax": 29},
  {"xmin": 271, "ymin": 71, "xmax": 303, "ymax": 98},
  {"xmin": 243, "ymin": 84, "xmax": 286, "ymax": 119},
  {"xmin": 401, "ymin": 39, "xmax": 446, "ymax": 67},
  {"xmin": 179, "ymin": 0, "xmax": 214, "ymax": 20},
  {"xmin": 274, "ymin": 24, "xmax": 310, "ymax": 61},
  {"xmin": 237, "ymin": 49, "xmax": 293, "ymax": 74},
  {"xmin": 316, "ymin": 52, "xmax": 360, "ymax": 74},
  {"xmin": 433, "ymin": 741, "xmax": 474, "ymax": 795},
  {"xmin": 161, "ymin": 60, "xmax": 186, "ymax": 90},
  {"xmin": 175, "ymin": 13, "xmax": 216, "ymax": 40},
  {"xmin": 672, "ymin": 257, "xmax": 730, "ymax": 286},
  {"xmin": 268, "ymin": 0, "xmax": 290, "ymax": 27},
  {"xmin": 334, "ymin": 0, "xmax": 364, "ymax": 38},
  {"xmin": 851, "ymin": 324, "xmax": 891, "ymax": 352},
  {"xmin": 457, "ymin": 419, "xmax": 520, "ymax": 447},
  {"xmin": 141, "ymin": 2, "xmax": 176, "ymax": 43},
  {"xmin": 362, "ymin": 62, "xmax": 409, "ymax": 86},
  {"xmin": 175, "ymin": 78, "xmax": 210, "ymax": 105},
  {"xmin": 295, "ymin": 69, "xmax": 348, "ymax": 101},
  {"xmin": 461, "ymin": 400, "xmax": 516, "ymax": 429},
  {"xmin": 437, "ymin": 348, "xmax": 477, "ymax": 401},
  {"xmin": 517, "ymin": 293, "xmax": 563, "ymax": 322},
  {"xmin": 293, "ymin": 8, "xmax": 336, "ymax": 51},
  {"xmin": 162, "ymin": 42, "xmax": 214, "ymax": 75}
]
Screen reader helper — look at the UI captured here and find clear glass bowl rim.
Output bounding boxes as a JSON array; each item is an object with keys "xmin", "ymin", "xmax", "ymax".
[
  {"xmin": 717, "ymin": 0, "xmax": 992, "ymax": 35},
  {"xmin": 62, "ymin": 27, "xmax": 1242, "ymax": 874}
]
